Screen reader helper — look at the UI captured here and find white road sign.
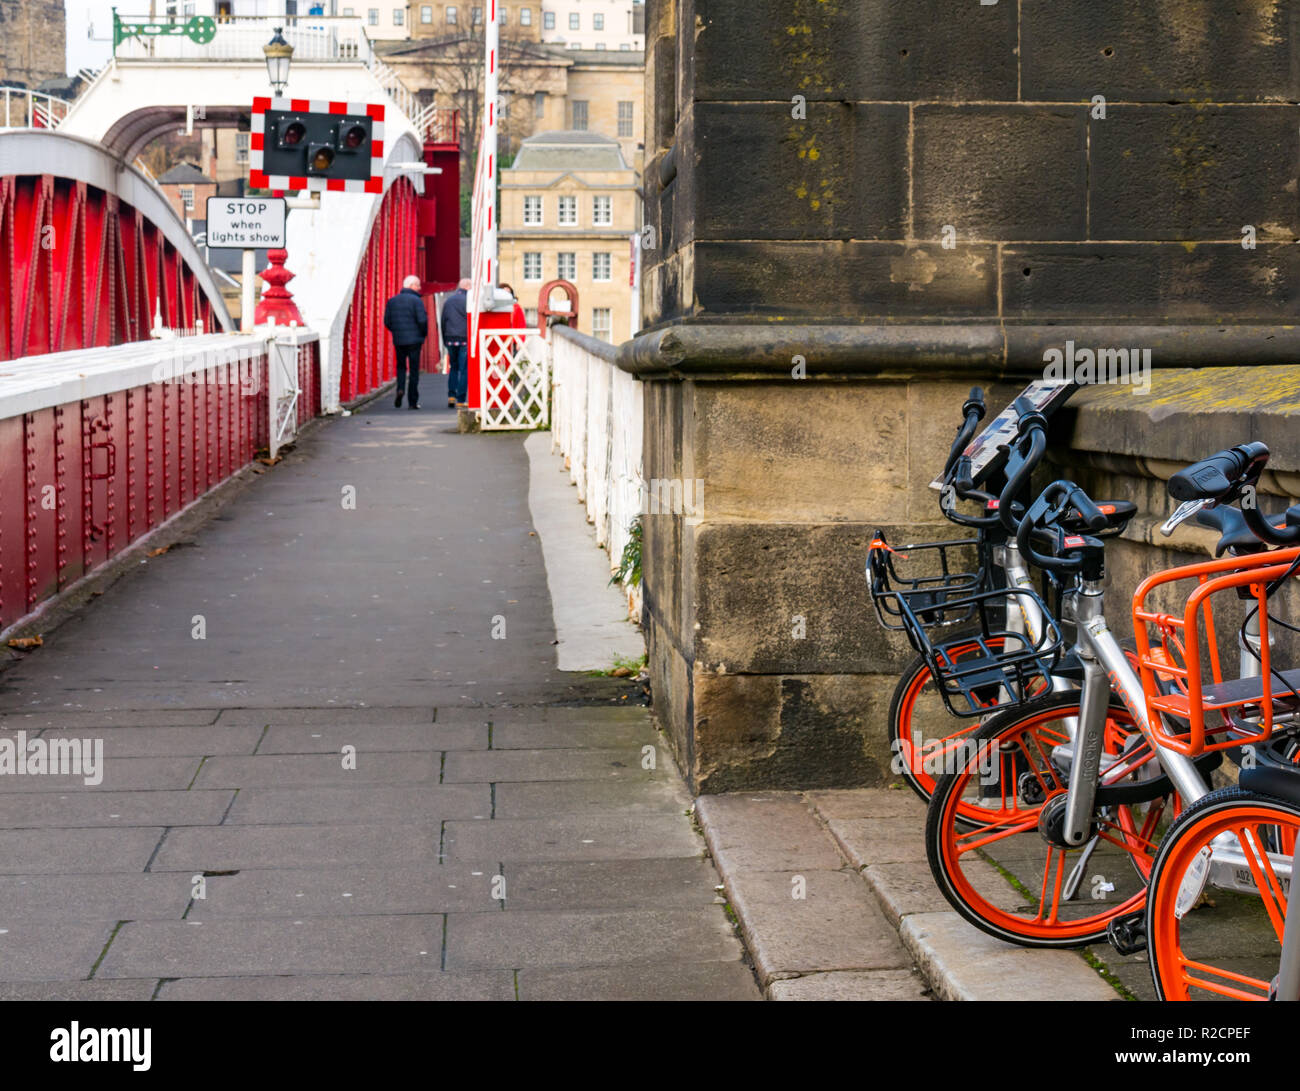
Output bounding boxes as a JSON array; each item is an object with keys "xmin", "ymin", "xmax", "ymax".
[{"xmin": 205, "ymin": 197, "xmax": 286, "ymax": 249}]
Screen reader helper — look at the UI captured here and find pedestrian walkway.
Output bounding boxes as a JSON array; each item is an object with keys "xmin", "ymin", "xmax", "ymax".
[{"xmin": 0, "ymin": 384, "xmax": 759, "ymax": 1000}]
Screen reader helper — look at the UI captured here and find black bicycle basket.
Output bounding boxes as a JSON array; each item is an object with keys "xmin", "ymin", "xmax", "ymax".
[{"xmin": 866, "ymin": 533, "xmax": 985, "ymax": 638}]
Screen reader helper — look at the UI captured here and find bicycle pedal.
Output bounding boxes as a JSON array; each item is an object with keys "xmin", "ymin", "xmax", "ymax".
[{"xmin": 1105, "ymin": 911, "xmax": 1147, "ymax": 956}]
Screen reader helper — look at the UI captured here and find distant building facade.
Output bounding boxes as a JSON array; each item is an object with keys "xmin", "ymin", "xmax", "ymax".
[
  {"xmin": 498, "ymin": 130, "xmax": 638, "ymax": 341},
  {"xmin": 0, "ymin": 0, "xmax": 67, "ymax": 89},
  {"xmin": 540, "ymin": 0, "xmax": 643, "ymax": 52},
  {"xmin": 156, "ymin": 162, "xmax": 217, "ymax": 223}
]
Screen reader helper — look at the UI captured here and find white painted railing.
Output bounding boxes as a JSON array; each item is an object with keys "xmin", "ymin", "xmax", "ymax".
[
  {"xmin": 0, "ymin": 89, "xmax": 71, "ymax": 129},
  {"xmin": 114, "ymin": 15, "xmax": 367, "ymax": 62},
  {"xmin": 550, "ymin": 324, "xmax": 643, "ymax": 621}
]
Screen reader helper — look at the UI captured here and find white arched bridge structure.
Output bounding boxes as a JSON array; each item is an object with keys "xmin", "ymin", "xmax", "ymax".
[{"xmin": 0, "ymin": 15, "xmax": 462, "ymax": 633}]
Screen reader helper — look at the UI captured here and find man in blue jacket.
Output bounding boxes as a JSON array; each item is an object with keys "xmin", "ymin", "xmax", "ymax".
[
  {"xmin": 440, "ymin": 278, "xmax": 471, "ymax": 409},
  {"xmin": 383, "ymin": 275, "xmax": 428, "ymax": 409}
]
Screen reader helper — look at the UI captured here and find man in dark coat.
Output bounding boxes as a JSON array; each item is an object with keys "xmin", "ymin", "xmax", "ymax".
[
  {"xmin": 383, "ymin": 275, "xmax": 428, "ymax": 409},
  {"xmin": 440, "ymin": 278, "xmax": 471, "ymax": 408}
]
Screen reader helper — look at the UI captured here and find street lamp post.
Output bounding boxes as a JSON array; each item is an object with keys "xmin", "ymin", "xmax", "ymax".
[
  {"xmin": 249, "ymin": 28, "xmax": 297, "ymax": 333},
  {"xmin": 263, "ymin": 27, "xmax": 293, "ymax": 96}
]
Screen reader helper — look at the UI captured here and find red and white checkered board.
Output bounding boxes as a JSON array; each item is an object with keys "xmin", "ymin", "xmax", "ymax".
[{"xmin": 249, "ymin": 96, "xmax": 385, "ymax": 195}]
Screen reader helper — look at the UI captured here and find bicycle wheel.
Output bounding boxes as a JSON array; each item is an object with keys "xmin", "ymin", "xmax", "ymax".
[
  {"xmin": 891, "ymin": 643, "xmax": 1144, "ymax": 809},
  {"xmin": 888, "ymin": 646, "xmax": 997, "ymax": 804},
  {"xmin": 926, "ymin": 691, "xmax": 1175, "ymax": 947},
  {"xmin": 1146, "ymin": 787, "xmax": 1300, "ymax": 1001}
]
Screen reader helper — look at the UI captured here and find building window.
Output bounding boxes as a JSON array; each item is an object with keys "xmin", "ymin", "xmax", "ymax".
[
  {"xmin": 592, "ymin": 195, "xmax": 612, "ymax": 225},
  {"xmin": 393, "ymin": 7, "xmax": 403, "ymax": 23},
  {"xmin": 570, "ymin": 100, "xmax": 588, "ymax": 130},
  {"xmin": 499, "ymin": 4, "xmax": 507, "ymax": 22},
  {"xmin": 343, "ymin": 5, "xmax": 354, "ymax": 13},
  {"xmin": 593, "ymin": 252, "xmax": 611, "ymax": 281},
  {"xmin": 367, "ymin": 8, "xmax": 378, "ymax": 24},
  {"xmin": 567, "ymin": 41, "xmax": 581, "ymax": 49},
  {"xmin": 235, "ymin": 131, "xmax": 250, "ymax": 164},
  {"xmin": 595, "ymin": 42, "xmax": 605, "ymax": 50},
  {"xmin": 568, "ymin": 12, "xmax": 579, "ymax": 29},
  {"xmin": 592, "ymin": 307, "xmax": 612, "ymax": 342},
  {"xmin": 472, "ymin": 5, "xmax": 482, "ymax": 23},
  {"xmin": 534, "ymin": 90, "xmax": 545, "ymax": 118},
  {"xmin": 523, "ymin": 252, "xmax": 542, "ymax": 281},
  {"xmin": 523, "ymin": 195, "xmax": 542, "ymax": 225},
  {"xmin": 593, "ymin": 12, "xmax": 603, "ymax": 30},
  {"xmin": 180, "ymin": 186, "xmax": 194, "ymax": 211},
  {"xmin": 558, "ymin": 195, "xmax": 577, "ymax": 225},
  {"xmin": 617, "ymin": 101, "xmax": 634, "ymax": 138},
  {"xmin": 543, "ymin": 10, "xmax": 554, "ymax": 29},
  {"xmin": 558, "ymin": 252, "xmax": 576, "ymax": 280},
  {"xmin": 524, "ymin": 307, "xmax": 537, "ymax": 326},
  {"xmin": 519, "ymin": 6, "xmax": 530, "ymax": 25},
  {"xmin": 619, "ymin": 42, "xmax": 630, "ymax": 50}
]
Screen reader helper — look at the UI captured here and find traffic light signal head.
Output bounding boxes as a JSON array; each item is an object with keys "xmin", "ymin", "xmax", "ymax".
[{"xmin": 251, "ymin": 99, "xmax": 385, "ymax": 193}]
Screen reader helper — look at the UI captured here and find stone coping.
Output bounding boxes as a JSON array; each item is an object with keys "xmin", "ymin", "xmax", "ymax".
[
  {"xmin": 551, "ymin": 323, "xmax": 620, "ymax": 364},
  {"xmin": 1062, "ymin": 366, "xmax": 1300, "ymax": 476},
  {"xmin": 616, "ymin": 322, "xmax": 1300, "ymax": 380}
]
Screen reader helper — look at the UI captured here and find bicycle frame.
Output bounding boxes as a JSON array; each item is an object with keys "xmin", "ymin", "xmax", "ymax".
[{"xmin": 1061, "ymin": 581, "xmax": 1296, "ymax": 905}]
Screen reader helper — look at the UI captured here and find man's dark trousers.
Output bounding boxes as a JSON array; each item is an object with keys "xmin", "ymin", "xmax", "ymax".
[
  {"xmin": 447, "ymin": 341, "xmax": 468, "ymax": 404},
  {"xmin": 395, "ymin": 344, "xmax": 421, "ymax": 407}
]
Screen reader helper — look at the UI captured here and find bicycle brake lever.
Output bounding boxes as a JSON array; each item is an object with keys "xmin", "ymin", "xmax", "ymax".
[{"xmin": 1160, "ymin": 498, "xmax": 1211, "ymax": 537}]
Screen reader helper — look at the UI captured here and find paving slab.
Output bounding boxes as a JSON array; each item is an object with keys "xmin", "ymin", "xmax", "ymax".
[
  {"xmin": 490, "ymin": 721, "xmax": 660, "ymax": 750},
  {"xmin": 217, "ymin": 707, "xmax": 436, "ymax": 726},
  {"xmin": 0, "ymin": 827, "xmax": 163, "ymax": 874},
  {"xmin": 186, "ymin": 864, "xmax": 502, "ymax": 918},
  {"xmin": 444, "ymin": 908, "xmax": 744, "ymax": 970},
  {"xmin": 0, "ymin": 921, "xmax": 117, "ymax": 981},
  {"xmin": 900, "ymin": 912, "xmax": 1121, "ymax": 1002},
  {"xmin": 258, "ymin": 722, "xmax": 487, "ymax": 754},
  {"xmin": 443, "ymin": 747, "xmax": 652, "ymax": 783},
  {"xmin": 0, "ymin": 873, "xmax": 193, "ymax": 921},
  {"xmin": 192, "ymin": 752, "xmax": 442, "ymax": 789},
  {"xmin": 493, "ymin": 777, "xmax": 691, "ymax": 818},
  {"xmin": 439, "ymin": 706, "xmax": 651, "ymax": 725},
  {"xmin": 39, "ymin": 724, "xmax": 263, "ymax": 757},
  {"xmin": 805, "ymin": 787, "xmax": 927, "ymax": 821},
  {"xmin": 863, "ymin": 861, "xmax": 954, "ymax": 925},
  {"xmin": 767, "ymin": 968, "xmax": 933, "ymax": 1001},
  {"xmin": 0, "ymin": 980, "xmax": 158, "ymax": 1001},
  {"xmin": 726, "ymin": 869, "xmax": 914, "ymax": 983},
  {"xmin": 97, "ymin": 916, "xmax": 446, "ymax": 978},
  {"xmin": 696, "ymin": 792, "xmax": 844, "ymax": 872},
  {"xmin": 0, "ymin": 789, "xmax": 233, "ymax": 829},
  {"xmin": 444, "ymin": 814, "xmax": 702, "ymax": 863},
  {"xmin": 823, "ymin": 815, "xmax": 929, "ymax": 868},
  {"xmin": 0, "ymin": 757, "xmax": 201, "ymax": 792},
  {"xmin": 519, "ymin": 960, "xmax": 761, "ymax": 1001},
  {"xmin": 149, "ymin": 822, "xmax": 441, "ymax": 871},
  {"xmin": 157, "ymin": 972, "xmax": 516, "ymax": 1001},
  {"xmin": 506, "ymin": 858, "xmax": 725, "ymax": 911},
  {"xmin": 225, "ymin": 784, "xmax": 491, "ymax": 825},
  {"xmin": 0, "ymin": 710, "xmax": 219, "ymax": 729}
]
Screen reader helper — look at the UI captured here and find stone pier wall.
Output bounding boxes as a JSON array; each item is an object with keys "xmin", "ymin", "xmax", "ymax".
[{"xmin": 633, "ymin": 1, "xmax": 1300, "ymax": 793}]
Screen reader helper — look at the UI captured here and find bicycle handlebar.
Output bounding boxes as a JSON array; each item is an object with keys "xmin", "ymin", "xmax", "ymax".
[
  {"xmin": 942, "ymin": 387, "xmax": 986, "ymax": 480},
  {"xmin": 997, "ymin": 407, "xmax": 1048, "ymax": 533},
  {"xmin": 1168, "ymin": 442, "xmax": 1269, "ymax": 503},
  {"xmin": 1167, "ymin": 441, "xmax": 1300, "ymax": 546},
  {"xmin": 1016, "ymin": 480, "xmax": 1108, "ymax": 573}
]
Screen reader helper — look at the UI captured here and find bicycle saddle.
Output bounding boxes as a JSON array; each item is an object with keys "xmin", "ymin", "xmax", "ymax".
[
  {"xmin": 1240, "ymin": 743, "xmax": 1300, "ymax": 807},
  {"xmin": 1195, "ymin": 505, "xmax": 1300, "ymax": 557}
]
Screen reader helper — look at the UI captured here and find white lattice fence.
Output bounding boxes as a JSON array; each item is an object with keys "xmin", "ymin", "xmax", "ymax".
[{"xmin": 479, "ymin": 329, "xmax": 550, "ymax": 430}]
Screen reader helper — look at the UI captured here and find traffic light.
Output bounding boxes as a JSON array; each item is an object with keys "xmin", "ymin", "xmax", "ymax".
[{"xmin": 250, "ymin": 98, "xmax": 385, "ymax": 193}]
